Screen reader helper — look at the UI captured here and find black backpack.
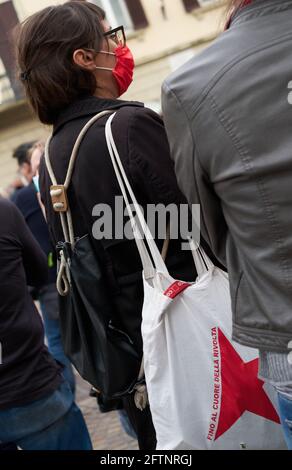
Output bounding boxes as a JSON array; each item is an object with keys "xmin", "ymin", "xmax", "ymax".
[{"xmin": 45, "ymin": 111, "xmax": 142, "ymax": 399}]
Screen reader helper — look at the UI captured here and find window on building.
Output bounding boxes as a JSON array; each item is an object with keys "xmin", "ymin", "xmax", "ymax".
[
  {"xmin": 198, "ymin": 0, "xmax": 219, "ymax": 7},
  {"xmin": 91, "ymin": 0, "xmax": 148, "ymax": 31},
  {"xmin": 182, "ymin": 0, "xmax": 218, "ymax": 12}
]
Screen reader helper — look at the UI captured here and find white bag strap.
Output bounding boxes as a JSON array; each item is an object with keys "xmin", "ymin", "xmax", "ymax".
[
  {"xmin": 105, "ymin": 113, "xmax": 170, "ymax": 278},
  {"xmin": 105, "ymin": 113, "xmax": 172, "ymax": 410},
  {"xmin": 188, "ymin": 237, "xmax": 214, "ymax": 277}
]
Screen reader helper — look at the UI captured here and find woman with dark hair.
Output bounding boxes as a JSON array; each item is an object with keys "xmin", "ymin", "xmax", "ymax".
[
  {"xmin": 16, "ymin": 1, "xmax": 200, "ymax": 449},
  {"xmin": 163, "ymin": 0, "xmax": 292, "ymax": 450}
]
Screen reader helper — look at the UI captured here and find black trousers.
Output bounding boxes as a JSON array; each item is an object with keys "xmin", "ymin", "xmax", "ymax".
[{"xmin": 122, "ymin": 395, "xmax": 156, "ymax": 450}]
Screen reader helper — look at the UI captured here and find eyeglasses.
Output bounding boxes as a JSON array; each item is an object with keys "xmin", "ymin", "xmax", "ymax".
[{"xmin": 103, "ymin": 25, "xmax": 126, "ymax": 48}]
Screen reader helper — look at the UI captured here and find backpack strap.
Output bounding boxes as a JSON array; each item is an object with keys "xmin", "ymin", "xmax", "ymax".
[
  {"xmin": 44, "ymin": 110, "xmax": 113, "ymax": 296},
  {"xmin": 45, "ymin": 110, "xmax": 113, "ymax": 246}
]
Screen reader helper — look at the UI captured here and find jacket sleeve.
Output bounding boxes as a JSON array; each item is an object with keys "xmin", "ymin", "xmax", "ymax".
[
  {"xmin": 162, "ymin": 81, "xmax": 227, "ymax": 266},
  {"xmin": 10, "ymin": 201, "xmax": 48, "ymax": 287}
]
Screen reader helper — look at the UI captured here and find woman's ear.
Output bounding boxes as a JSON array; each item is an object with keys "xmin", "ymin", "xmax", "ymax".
[{"xmin": 73, "ymin": 49, "xmax": 96, "ymax": 71}]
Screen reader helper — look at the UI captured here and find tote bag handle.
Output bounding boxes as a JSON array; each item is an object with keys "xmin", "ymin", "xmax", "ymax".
[{"xmin": 105, "ymin": 113, "xmax": 171, "ymax": 280}]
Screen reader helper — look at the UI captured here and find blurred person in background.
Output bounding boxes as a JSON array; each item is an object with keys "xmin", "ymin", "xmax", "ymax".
[
  {"xmin": 0, "ymin": 197, "xmax": 91, "ymax": 450},
  {"xmin": 12, "ymin": 141, "xmax": 75, "ymax": 394},
  {"xmin": 162, "ymin": 0, "xmax": 292, "ymax": 449},
  {"xmin": 1, "ymin": 142, "xmax": 35, "ymax": 201}
]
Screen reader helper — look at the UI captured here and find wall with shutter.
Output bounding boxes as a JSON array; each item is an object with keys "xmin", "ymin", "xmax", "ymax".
[
  {"xmin": 182, "ymin": 0, "xmax": 200, "ymax": 12},
  {"xmin": 0, "ymin": 1, "xmax": 23, "ymax": 99}
]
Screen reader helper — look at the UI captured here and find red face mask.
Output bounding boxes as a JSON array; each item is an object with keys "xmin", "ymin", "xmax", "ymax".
[
  {"xmin": 96, "ymin": 45, "xmax": 135, "ymax": 97},
  {"xmin": 112, "ymin": 45, "xmax": 135, "ymax": 96}
]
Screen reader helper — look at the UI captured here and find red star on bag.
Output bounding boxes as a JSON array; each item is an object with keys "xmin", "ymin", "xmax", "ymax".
[{"xmin": 215, "ymin": 328, "xmax": 280, "ymax": 440}]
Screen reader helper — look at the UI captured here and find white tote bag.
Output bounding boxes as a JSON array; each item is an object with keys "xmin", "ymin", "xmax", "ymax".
[{"xmin": 105, "ymin": 113, "xmax": 286, "ymax": 451}]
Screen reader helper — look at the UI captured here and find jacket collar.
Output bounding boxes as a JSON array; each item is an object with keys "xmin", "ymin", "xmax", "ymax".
[
  {"xmin": 230, "ymin": 0, "xmax": 292, "ymax": 29},
  {"xmin": 53, "ymin": 96, "xmax": 144, "ymax": 135}
]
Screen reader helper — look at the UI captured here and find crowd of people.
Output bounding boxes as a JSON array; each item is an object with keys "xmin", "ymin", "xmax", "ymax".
[{"xmin": 0, "ymin": 0, "xmax": 292, "ymax": 450}]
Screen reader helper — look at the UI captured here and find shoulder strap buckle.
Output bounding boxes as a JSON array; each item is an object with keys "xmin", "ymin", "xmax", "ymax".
[{"xmin": 50, "ymin": 185, "xmax": 68, "ymax": 213}]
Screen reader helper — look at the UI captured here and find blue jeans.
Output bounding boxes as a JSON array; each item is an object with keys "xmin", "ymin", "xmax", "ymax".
[
  {"xmin": 0, "ymin": 381, "xmax": 92, "ymax": 450},
  {"xmin": 278, "ymin": 393, "xmax": 292, "ymax": 450},
  {"xmin": 39, "ymin": 284, "xmax": 75, "ymax": 395}
]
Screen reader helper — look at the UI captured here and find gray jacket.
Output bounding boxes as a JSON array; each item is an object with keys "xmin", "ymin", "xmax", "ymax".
[{"xmin": 162, "ymin": 0, "xmax": 292, "ymax": 352}]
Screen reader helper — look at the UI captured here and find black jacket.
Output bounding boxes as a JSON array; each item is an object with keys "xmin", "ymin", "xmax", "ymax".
[
  {"xmin": 40, "ymin": 96, "xmax": 198, "ymax": 353},
  {"xmin": 0, "ymin": 198, "xmax": 61, "ymax": 410},
  {"xmin": 13, "ymin": 183, "xmax": 56, "ymax": 285}
]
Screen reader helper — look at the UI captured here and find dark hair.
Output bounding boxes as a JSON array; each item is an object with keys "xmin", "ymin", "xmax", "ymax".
[
  {"xmin": 12, "ymin": 141, "xmax": 36, "ymax": 166},
  {"xmin": 17, "ymin": 1, "xmax": 105, "ymax": 125}
]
